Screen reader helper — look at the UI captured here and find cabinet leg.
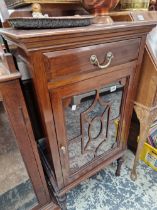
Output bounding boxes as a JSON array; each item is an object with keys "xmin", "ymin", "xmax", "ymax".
[
  {"xmin": 115, "ymin": 156, "xmax": 124, "ymax": 176},
  {"xmin": 58, "ymin": 194, "xmax": 67, "ymax": 210}
]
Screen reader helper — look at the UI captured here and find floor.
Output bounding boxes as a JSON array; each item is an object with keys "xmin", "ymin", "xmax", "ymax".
[{"xmin": 67, "ymin": 149, "xmax": 157, "ymax": 210}]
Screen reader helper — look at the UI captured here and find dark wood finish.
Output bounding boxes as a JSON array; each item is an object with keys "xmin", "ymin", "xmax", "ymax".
[
  {"xmin": 0, "ymin": 21, "xmax": 155, "ymax": 207},
  {"xmin": 0, "ymin": 51, "xmax": 60, "ymax": 210},
  {"xmin": 44, "ymin": 38, "xmax": 140, "ymax": 81}
]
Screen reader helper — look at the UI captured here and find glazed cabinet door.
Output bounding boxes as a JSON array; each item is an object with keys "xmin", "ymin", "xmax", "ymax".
[{"xmin": 50, "ymin": 63, "xmax": 136, "ymax": 187}]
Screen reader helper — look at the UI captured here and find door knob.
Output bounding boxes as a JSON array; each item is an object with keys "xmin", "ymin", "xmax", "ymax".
[{"xmin": 60, "ymin": 146, "xmax": 66, "ymax": 155}]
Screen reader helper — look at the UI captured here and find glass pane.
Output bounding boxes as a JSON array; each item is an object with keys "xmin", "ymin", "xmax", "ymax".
[
  {"xmin": 63, "ymin": 81, "xmax": 124, "ymax": 174},
  {"xmin": 0, "ymin": 102, "xmax": 38, "ymax": 210}
]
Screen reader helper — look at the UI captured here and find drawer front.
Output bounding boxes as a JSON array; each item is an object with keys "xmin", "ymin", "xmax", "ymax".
[{"xmin": 44, "ymin": 38, "xmax": 140, "ymax": 81}]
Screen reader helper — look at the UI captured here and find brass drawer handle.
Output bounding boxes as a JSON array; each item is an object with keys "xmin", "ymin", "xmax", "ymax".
[{"xmin": 90, "ymin": 52, "xmax": 114, "ymax": 69}]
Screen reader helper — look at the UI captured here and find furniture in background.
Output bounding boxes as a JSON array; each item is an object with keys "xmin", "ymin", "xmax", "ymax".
[
  {"xmin": 120, "ymin": 0, "xmax": 150, "ymax": 10},
  {"xmin": 0, "ymin": 21, "xmax": 154, "ymax": 209},
  {"xmin": 109, "ymin": 10, "xmax": 157, "ymax": 180},
  {"xmin": 131, "ymin": 25, "xmax": 157, "ymax": 180},
  {"xmin": 149, "ymin": 0, "xmax": 157, "ymax": 10},
  {"xmin": 110, "ymin": 10, "xmax": 157, "ymax": 22},
  {"xmin": 0, "ymin": 45, "xmax": 60, "ymax": 210}
]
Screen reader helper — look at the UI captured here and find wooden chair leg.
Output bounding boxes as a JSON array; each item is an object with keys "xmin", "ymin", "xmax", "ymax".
[
  {"xmin": 131, "ymin": 104, "xmax": 157, "ymax": 181},
  {"xmin": 130, "ymin": 122, "xmax": 149, "ymax": 181}
]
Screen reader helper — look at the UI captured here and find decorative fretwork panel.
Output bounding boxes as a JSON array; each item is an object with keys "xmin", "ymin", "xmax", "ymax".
[{"xmin": 63, "ymin": 82, "xmax": 124, "ymax": 174}]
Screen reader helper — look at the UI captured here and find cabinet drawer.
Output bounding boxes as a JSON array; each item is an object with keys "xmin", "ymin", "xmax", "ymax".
[{"xmin": 44, "ymin": 38, "xmax": 140, "ymax": 81}]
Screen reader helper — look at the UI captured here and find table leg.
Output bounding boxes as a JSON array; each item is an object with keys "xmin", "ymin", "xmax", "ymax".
[
  {"xmin": 130, "ymin": 122, "xmax": 149, "ymax": 181},
  {"xmin": 130, "ymin": 104, "xmax": 157, "ymax": 181}
]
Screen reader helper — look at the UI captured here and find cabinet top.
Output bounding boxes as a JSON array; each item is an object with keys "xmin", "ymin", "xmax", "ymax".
[
  {"xmin": 0, "ymin": 21, "xmax": 156, "ymax": 38},
  {"xmin": 0, "ymin": 21, "xmax": 156, "ymax": 51}
]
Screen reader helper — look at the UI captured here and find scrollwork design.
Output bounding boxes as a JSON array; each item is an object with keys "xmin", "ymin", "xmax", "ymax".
[{"xmin": 81, "ymin": 88, "xmax": 117, "ymax": 157}]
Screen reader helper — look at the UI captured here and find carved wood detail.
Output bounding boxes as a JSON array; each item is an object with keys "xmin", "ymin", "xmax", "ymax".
[{"xmin": 81, "ymin": 89, "xmax": 112, "ymax": 156}]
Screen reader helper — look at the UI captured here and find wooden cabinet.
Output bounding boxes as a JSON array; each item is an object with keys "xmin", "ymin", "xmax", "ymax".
[
  {"xmin": 0, "ymin": 22, "xmax": 155, "ymax": 208},
  {"xmin": 0, "ymin": 49, "xmax": 60, "ymax": 210}
]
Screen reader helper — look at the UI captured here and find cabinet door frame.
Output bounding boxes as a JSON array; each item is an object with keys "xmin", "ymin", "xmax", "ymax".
[{"xmin": 50, "ymin": 62, "xmax": 136, "ymax": 187}]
